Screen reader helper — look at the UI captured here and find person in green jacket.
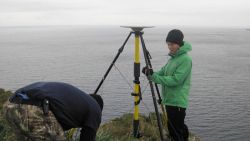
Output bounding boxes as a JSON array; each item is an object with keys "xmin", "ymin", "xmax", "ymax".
[{"xmin": 142, "ymin": 29, "xmax": 192, "ymax": 141}]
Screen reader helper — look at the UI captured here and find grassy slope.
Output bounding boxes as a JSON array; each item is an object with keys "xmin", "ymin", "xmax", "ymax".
[
  {"xmin": 96, "ymin": 113, "xmax": 201, "ymax": 141},
  {"xmin": 0, "ymin": 89, "xmax": 18, "ymax": 141},
  {"xmin": 96, "ymin": 113, "xmax": 165, "ymax": 141}
]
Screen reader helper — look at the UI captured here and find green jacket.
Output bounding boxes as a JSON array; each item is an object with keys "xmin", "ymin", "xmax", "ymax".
[{"xmin": 150, "ymin": 41, "xmax": 192, "ymax": 108}]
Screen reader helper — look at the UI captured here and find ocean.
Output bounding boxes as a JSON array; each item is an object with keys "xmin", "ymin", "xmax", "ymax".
[{"xmin": 0, "ymin": 25, "xmax": 250, "ymax": 141}]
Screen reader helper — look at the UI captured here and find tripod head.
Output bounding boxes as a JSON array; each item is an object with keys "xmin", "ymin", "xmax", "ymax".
[{"xmin": 120, "ymin": 26, "xmax": 154, "ymax": 32}]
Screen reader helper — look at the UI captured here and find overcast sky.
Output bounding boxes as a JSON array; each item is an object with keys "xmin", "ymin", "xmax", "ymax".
[{"xmin": 0, "ymin": 0, "xmax": 249, "ymax": 27}]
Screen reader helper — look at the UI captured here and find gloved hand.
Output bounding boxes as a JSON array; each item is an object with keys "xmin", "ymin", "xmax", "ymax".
[
  {"xmin": 9, "ymin": 93, "xmax": 30, "ymax": 104},
  {"xmin": 142, "ymin": 66, "xmax": 153, "ymax": 76}
]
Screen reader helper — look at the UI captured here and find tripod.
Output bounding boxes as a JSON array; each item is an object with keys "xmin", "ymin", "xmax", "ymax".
[{"xmin": 93, "ymin": 26, "xmax": 166, "ymax": 141}]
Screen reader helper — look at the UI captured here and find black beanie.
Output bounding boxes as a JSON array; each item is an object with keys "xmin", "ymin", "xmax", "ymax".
[{"xmin": 166, "ymin": 29, "xmax": 184, "ymax": 46}]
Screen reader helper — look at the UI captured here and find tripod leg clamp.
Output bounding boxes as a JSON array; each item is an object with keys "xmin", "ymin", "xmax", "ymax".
[
  {"xmin": 131, "ymin": 93, "xmax": 141, "ymax": 105},
  {"xmin": 131, "ymin": 92, "xmax": 139, "ymax": 96},
  {"xmin": 133, "ymin": 80, "xmax": 140, "ymax": 84},
  {"xmin": 134, "ymin": 100, "xmax": 140, "ymax": 105}
]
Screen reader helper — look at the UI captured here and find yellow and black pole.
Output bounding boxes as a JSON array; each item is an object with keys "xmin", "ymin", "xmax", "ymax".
[{"xmin": 132, "ymin": 31, "xmax": 141, "ymax": 137}]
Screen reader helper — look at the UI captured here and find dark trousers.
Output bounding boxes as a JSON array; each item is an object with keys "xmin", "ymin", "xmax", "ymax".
[
  {"xmin": 80, "ymin": 126, "xmax": 96, "ymax": 141},
  {"xmin": 166, "ymin": 106, "xmax": 188, "ymax": 141}
]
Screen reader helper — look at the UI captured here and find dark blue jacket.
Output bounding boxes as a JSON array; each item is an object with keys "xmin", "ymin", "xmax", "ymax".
[{"xmin": 14, "ymin": 82, "xmax": 102, "ymax": 132}]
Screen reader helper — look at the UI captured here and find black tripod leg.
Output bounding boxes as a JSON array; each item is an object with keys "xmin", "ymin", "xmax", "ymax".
[
  {"xmin": 139, "ymin": 33, "xmax": 164, "ymax": 141},
  {"xmin": 140, "ymin": 34, "xmax": 163, "ymax": 103},
  {"xmin": 140, "ymin": 34, "xmax": 168, "ymax": 124},
  {"xmin": 93, "ymin": 32, "xmax": 132, "ymax": 95}
]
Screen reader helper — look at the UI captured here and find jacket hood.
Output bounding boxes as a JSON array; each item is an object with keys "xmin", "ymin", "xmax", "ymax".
[{"xmin": 169, "ymin": 41, "xmax": 192, "ymax": 58}]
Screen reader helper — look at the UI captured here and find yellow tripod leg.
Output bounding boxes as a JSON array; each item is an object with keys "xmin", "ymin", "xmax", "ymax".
[{"xmin": 133, "ymin": 34, "xmax": 140, "ymax": 137}]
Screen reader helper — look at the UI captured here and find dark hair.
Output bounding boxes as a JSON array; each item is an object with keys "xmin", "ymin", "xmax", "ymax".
[
  {"xmin": 166, "ymin": 29, "xmax": 184, "ymax": 46},
  {"xmin": 90, "ymin": 94, "xmax": 104, "ymax": 111}
]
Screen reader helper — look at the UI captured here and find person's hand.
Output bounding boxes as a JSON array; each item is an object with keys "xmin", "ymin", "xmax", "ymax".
[{"xmin": 142, "ymin": 66, "xmax": 153, "ymax": 76}]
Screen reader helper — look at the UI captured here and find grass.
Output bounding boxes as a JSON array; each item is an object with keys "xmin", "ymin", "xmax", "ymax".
[
  {"xmin": 96, "ymin": 113, "xmax": 167, "ymax": 141},
  {"xmin": 96, "ymin": 113, "xmax": 201, "ymax": 141},
  {"xmin": 0, "ymin": 89, "xmax": 18, "ymax": 141}
]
